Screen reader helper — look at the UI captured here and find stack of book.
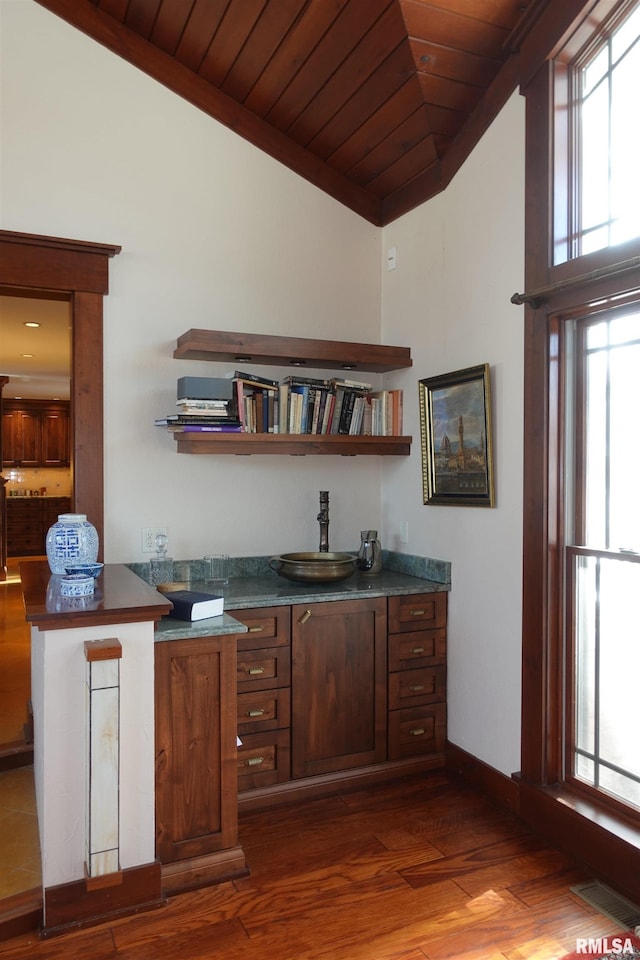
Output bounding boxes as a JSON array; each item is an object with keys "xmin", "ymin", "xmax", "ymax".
[
  {"xmin": 156, "ymin": 374, "xmax": 404, "ymax": 437},
  {"xmin": 278, "ymin": 376, "xmax": 403, "ymax": 436},
  {"xmin": 155, "ymin": 376, "xmax": 242, "ymax": 433},
  {"xmin": 225, "ymin": 371, "xmax": 280, "ymax": 433}
]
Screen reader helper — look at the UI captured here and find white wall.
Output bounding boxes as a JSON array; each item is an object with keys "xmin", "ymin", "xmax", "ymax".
[
  {"xmin": 0, "ymin": 1, "xmax": 384, "ymax": 561},
  {"xmin": 2, "ymin": 2, "xmax": 526, "ymax": 776},
  {"xmin": 381, "ymin": 92, "xmax": 525, "ymax": 776},
  {"xmin": 31, "ymin": 619, "xmax": 156, "ymax": 888}
]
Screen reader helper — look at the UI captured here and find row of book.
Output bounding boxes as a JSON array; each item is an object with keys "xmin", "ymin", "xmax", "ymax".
[{"xmin": 155, "ymin": 372, "xmax": 404, "ymax": 437}]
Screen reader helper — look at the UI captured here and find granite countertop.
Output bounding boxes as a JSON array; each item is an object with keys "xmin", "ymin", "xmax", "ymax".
[{"xmin": 154, "ymin": 561, "xmax": 450, "ymax": 641}]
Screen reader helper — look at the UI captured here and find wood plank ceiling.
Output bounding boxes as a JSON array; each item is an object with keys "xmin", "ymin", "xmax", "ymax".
[{"xmin": 35, "ymin": 0, "xmax": 553, "ymax": 225}]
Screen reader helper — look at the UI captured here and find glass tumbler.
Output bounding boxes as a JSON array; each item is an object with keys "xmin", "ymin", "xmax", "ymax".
[{"xmin": 204, "ymin": 554, "xmax": 230, "ymax": 585}]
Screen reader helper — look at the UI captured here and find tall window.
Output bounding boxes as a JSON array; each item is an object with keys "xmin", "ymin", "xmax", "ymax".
[
  {"xmin": 572, "ymin": 3, "xmax": 640, "ymax": 257},
  {"xmin": 554, "ymin": 0, "xmax": 640, "ymax": 263},
  {"xmin": 565, "ymin": 307, "xmax": 640, "ymax": 812},
  {"xmin": 521, "ymin": 0, "xmax": 640, "ymax": 858}
]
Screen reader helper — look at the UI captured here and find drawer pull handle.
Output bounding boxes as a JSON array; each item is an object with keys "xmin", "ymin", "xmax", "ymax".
[
  {"xmin": 410, "ymin": 609, "xmax": 425, "ymax": 617},
  {"xmin": 298, "ymin": 609, "xmax": 312, "ymax": 625},
  {"xmin": 409, "ymin": 727, "xmax": 425, "ymax": 737},
  {"xmin": 246, "ymin": 666, "xmax": 265, "ymax": 675},
  {"xmin": 246, "ymin": 709, "xmax": 265, "ymax": 717},
  {"xmin": 410, "ymin": 647, "xmax": 425, "ymax": 654},
  {"xmin": 409, "ymin": 684, "xmax": 425, "ymax": 692},
  {"xmin": 244, "ymin": 756, "xmax": 264, "ymax": 767},
  {"xmin": 248, "ymin": 625, "xmax": 264, "ymax": 633}
]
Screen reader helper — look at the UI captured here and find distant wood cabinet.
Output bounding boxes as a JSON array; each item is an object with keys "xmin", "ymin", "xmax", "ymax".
[
  {"xmin": 6, "ymin": 496, "xmax": 70, "ymax": 556},
  {"xmin": 2, "ymin": 400, "xmax": 70, "ymax": 466},
  {"xmin": 154, "ymin": 634, "xmax": 247, "ymax": 893}
]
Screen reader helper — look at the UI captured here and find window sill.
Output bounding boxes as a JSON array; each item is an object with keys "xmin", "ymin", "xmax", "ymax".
[{"xmin": 517, "ymin": 777, "xmax": 640, "ymax": 903}]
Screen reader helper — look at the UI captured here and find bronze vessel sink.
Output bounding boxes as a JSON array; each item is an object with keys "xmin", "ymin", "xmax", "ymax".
[{"xmin": 269, "ymin": 551, "xmax": 356, "ymax": 583}]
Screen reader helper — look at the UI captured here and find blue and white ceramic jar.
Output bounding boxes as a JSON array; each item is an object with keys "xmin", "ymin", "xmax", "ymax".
[{"xmin": 45, "ymin": 513, "xmax": 99, "ymax": 575}]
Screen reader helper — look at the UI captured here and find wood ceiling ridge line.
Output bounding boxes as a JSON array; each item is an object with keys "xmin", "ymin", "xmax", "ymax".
[
  {"xmin": 400, "ymin": 1, "xmax": 514, "ymax": 59},
  {"xmin": 283, "ymin": 8, "xmax": 410, "ymax": 146},
  {"xmin": 339, "ymin": 99, "xmax": 432, "ymax": 181},
  {"xmin": 297, "ymin": 40, "xmax": 416, "ymax": 157},
  {"xmin": 411, "ymin": 35, "xmax": 506, "ymax": 70},
  {"xmin": 147, "ymin": 0, "xmax": 194, "ymax": 57},
  {"xmin": 35, "ymin": 0, "xmax": 383, "ymax": 225},
  {"xmin": 379, "ymin": 48, "xmax": 521, "ymax": 224},
  {"xmin": 240, "ymin": 0, "xmax": 353, "ymax": 117},
  {"xmin": 400, "ymin": 0, "xmax": 527, "ymax": 33},
  {"xmin": 286, "ymin": 40, "xmax": 413, "ymax": 154},
  {"xmin": 220, "ymin": 1, "xmax": 314, "ymax": 104},
  {"xmin": 262, "ymin": 0, "xmax": 395, "ymax": 133}
]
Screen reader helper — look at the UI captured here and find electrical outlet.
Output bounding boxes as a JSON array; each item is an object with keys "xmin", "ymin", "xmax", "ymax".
[
  {"xmin": 399, "ymin": 520, "xmax": 409, "ymax": 544},
  {"xmin": 141, "ymin": 526, "xmax": 167, "ymax": 553}
]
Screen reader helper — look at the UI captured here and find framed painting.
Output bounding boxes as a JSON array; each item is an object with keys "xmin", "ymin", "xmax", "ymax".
[{"xmin": 419, "ymin": 363, "xmax": 495, "ymax": 506}]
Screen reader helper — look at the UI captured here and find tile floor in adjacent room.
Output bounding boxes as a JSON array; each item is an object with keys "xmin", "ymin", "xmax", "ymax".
[
  {"xmin": 0, "ymin": 558, "xmax": 41, "ymax": 898},
  {"xmin": 0, "ymin": 558, "xmax": 32, "ymax": 745},
  {"xmin": 0, "ymin": 765, "xmax": 41, "ymax": 897}
]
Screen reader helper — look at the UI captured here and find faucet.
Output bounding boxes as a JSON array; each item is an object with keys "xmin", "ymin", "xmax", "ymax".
[{"xmin": 317, "ymin": 490, "xmax": 329, "ymax": 552}]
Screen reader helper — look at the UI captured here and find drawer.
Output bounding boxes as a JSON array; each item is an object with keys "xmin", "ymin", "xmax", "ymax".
[
  {"xmin": 388, "ymin": 592, "xmax": 447, "ymax": 634},
  {"xmin": 237, "ymin": 688, "xmax": 291, "ymax": 734},
  {"xmin": 6, "ymin": 501, "xmax": 42, "ymax": 518},
  {"xmin": 228, "ymin": 605, "xmax": 291, "ymax": 651},
  {"xmin": 6, "ymin": 516, "xmax": 42, "ymax": 531},
  {"xmin": 389, "ymin": 665, "xmax": 446, "ymax": 710},
  {"xmin": 237, "ymin": 729, "xmax": 291, "ymax": 790},
  {"xmin": 388, "ymin": 703, "xmax": 446, "ymax": 760},
  {"xmin": 388, "ymin": 629, "xmax": 446, "ymax": 671},
  {"xmin": 237, "ymin": 646, "xmax": 291, "ymax": 693},
  {"xmin": 7, "ymin": 532, "xmax": 42, "ymax": 550}
]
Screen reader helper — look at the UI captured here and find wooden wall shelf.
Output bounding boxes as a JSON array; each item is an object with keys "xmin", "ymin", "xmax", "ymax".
[
  {"xmin": 171, "ymin": 329, "xmax": 413, "ymax": 456},
  {"xmin": 174, "ymin": 329, "xmax": 412, "ymax": 374},
  {"xmin": 174, "ymin": 433, "xmax": 412, "ymax": 456}
]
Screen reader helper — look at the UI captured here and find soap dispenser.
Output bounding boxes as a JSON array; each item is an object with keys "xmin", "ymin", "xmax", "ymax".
[{"xmin": 357, "ymin": 530, "xmax": 382, "ymax": 575}]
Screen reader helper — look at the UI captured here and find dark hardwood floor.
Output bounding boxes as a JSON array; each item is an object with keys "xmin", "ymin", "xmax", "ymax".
[{"xmin": 0, "ymin": 770, "xmax": 625, "ymax": 959}]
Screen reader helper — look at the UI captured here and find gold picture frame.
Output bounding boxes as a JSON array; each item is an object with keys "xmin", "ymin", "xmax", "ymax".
[{"xmin": 419, "ymin": 363, "xmax": 495, "ymax": 507}]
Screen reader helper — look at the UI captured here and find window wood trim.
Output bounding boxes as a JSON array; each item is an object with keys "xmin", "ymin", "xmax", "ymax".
[{"xmin": 519, "ymin": 5, "xmax": 640, "ymax": 903}]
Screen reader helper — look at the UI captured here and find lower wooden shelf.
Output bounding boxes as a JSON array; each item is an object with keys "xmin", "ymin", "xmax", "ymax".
[{"xmin": 174, "ymin": 433, "xmax": 412, "ymax": 456}]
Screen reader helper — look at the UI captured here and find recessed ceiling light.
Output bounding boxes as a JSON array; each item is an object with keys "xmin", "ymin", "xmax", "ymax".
[
  {"xmin": 24, "ymin": 321, "xmax": 40, "ymax": 328},
  {"xmin": 21, "ymin": 353, "xmax": 34, "ymax": 358}
]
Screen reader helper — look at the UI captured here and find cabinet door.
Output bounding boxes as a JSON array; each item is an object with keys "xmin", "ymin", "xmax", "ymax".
[
  {"xmin": 40, "ymin": 405, "xmax": 70, "ymax": 465},
  {"xmin": 2, "ymin": 408, "xmax": 40, "ymax": 466},
  {"xmin": 155, "ymin": 636, "xmax": 238, "ymax": 863},
  {"xmin": 291, "ymin": 597, "xmax": 387, "ymax": 779},
  {"xmin": 6, "ymin": 499, "xmax": 44, "ymax": 555}
]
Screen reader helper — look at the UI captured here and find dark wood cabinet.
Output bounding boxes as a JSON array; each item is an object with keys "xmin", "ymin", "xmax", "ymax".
[
  {"xmin": 230, "ymin": 605, "xmax": 292, "ymax": 791},
  {"xmin": 387, "ymin": 592, "xmax": 447, "ymax": 761},
  {"xmin": 2, "ymin": 400, "xmax": 70, "ymax": 466},
  {"xmin": 291, "ymin": 596, "xmax": 387, "ymax": 779},
  {"xmin": 154, "ymin": 634, "xmax": 247, "ymax": 892},
  {"xmin": 40, "ymin": 405, "xmax": 71, "ymax": 465},
  {"xmin": 2, "ymin": 405, "xmax": 41, "ymax": 466},
  {"xmin": 230, "ymin": 592, "xmax": 448, "ymax": 806},
  {"xmin": 6, "ymin": 496, "xmax": 70, "ymax": 556}
]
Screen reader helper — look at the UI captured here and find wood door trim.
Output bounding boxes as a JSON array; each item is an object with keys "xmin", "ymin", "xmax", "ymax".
[{"xmin": 0, "ymin": 229, "xmax": 121, "ymax": 559}]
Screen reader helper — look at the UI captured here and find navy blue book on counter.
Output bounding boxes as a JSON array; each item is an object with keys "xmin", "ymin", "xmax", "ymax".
[{"xmin": 164, "ymin": 590, "xmax": 224, "ymax": 621}]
